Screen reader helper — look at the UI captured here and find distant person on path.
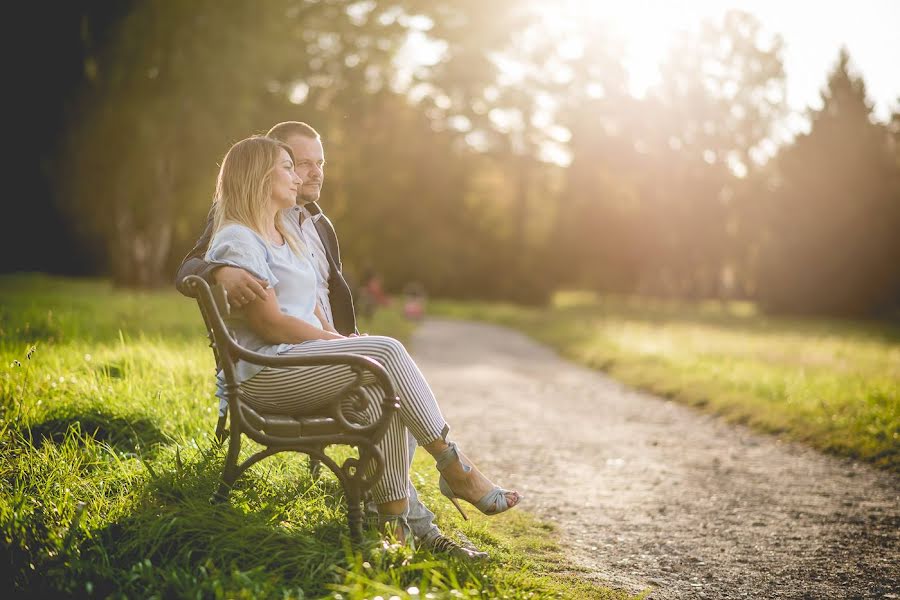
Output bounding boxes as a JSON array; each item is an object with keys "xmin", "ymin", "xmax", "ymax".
[
  {"xmin": 176, "ymin": 124, "xmax": 512, "ymax": 556},
  {"xmin": 402, "ymin": 281, "xmax": 427, "ymax": 322},
  {"xmin": 357, "ymin": 267, "xmax": 391, "ymax": 319}
]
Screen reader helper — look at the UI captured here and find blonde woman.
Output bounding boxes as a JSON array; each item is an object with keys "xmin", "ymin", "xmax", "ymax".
[{"xmin": 204, "ymin": 136, "xmax": 520, "ymax": 539}]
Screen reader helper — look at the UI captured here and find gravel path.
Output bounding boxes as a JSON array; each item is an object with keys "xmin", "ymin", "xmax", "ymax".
[{"xmin": 410, "ymin": 318, "xmax": 900, "ymax": 600}]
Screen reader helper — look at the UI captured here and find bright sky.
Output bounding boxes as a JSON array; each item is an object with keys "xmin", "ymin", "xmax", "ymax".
[
  {"xmin": 574, "ymin": 0, "xmax": 900, "ymax": 126},
  {"xmin": 392, "ymin": 1, "xmax": 899, "ymax": 167}
]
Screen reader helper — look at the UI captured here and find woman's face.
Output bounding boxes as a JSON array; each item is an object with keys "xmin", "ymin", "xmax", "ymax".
[{"xmin": 269, "ymin": 148, "xmax": 302, "ymax": 210}]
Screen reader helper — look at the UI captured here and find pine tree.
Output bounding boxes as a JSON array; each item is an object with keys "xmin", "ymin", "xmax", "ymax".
[{"xmin": 758, "ymin": 49, "xmax": 900, "ymax": 315}]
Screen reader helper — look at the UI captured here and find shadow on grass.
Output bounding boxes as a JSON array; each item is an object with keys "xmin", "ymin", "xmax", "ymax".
[
  {"xmin": 26, "ymin": 407, "xmax": 168, "ymax": 454},
  {"xmin": 65, "ymin": 442, "xmax": 358, "ymax": 598},
  {"xmin": 7, "ymin": 431, "xmax": 569, "ymax": 599}
]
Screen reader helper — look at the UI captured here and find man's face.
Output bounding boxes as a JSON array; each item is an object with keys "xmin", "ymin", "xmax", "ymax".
[{"xmin": 285, "ymin": 134, "xmax": 325, "ymax": 204}]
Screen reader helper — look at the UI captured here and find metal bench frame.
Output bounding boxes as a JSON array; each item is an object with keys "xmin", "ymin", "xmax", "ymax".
[{"xmin": 183, "ymin": 275, "xmax": 400, "ymax": 541}]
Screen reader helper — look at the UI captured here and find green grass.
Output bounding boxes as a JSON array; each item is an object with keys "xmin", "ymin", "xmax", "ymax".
[
  {"xmin": 0, "ymin": 274, "xmax": 636, "ymax": 599},
  {"xmin": 432, "ymin": 291, "xmax": 900, "ymax": 473}
]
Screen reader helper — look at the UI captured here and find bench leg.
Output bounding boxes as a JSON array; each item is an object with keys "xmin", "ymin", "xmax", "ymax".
[
  {"xmin": 214, "ymin": 413, "xmax": 228, "ymax": 444},
  {"xmin": 214, "ymin": 428, "xmax": 242, "ymax": 502},
  {"xmin": 344, "ymin": 446, "xmax": 383, "ymax": 543},
  {"xmin": 309, "ymin": 457, "xmax": 322, "ymax": 480},
  {"xmin": 345, "ymin": 483, "xmax": 364, "ymax": 543}
]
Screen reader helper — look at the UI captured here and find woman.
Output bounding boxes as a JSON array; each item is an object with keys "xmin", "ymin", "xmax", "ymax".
[{"xmin": 205, "ymin": 136, "xmax": 520, "ymax": 538}]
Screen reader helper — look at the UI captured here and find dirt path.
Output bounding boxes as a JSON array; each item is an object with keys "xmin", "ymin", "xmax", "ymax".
[{"xmin": 409, "ymin": 319, "xmax": 900, "ymax": 600}]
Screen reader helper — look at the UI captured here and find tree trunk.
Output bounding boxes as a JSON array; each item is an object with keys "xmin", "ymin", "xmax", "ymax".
[{"xmin": 109, "ymin": 154, "xmax": 175, "ymax": 288}]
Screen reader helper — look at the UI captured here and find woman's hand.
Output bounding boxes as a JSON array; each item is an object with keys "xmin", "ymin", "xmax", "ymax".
[
  {"xmin": 315, "ymin": 303, "xmax": 341, "ymax": 335},
  {"xmin": 213, "ymin": 266, "xmax": 269, "ymax": 308}
]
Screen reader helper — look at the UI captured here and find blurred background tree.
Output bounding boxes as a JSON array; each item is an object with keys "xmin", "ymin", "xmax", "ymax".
[
  {"xmin": 757, "ymin": 50, "xmax": 900, "ymax": 315},
  {"xmin": 636, "ymin": 10, "xmax": 787, "ymax": 300},
  {"xmin": 11, "ymin": 1, "xmax": 900, "ymax": 317}
]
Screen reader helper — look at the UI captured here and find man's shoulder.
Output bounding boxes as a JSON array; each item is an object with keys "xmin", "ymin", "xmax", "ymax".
[{"xmin": 312, "ymin": 210, "xmax": 335, "ymax": 231}]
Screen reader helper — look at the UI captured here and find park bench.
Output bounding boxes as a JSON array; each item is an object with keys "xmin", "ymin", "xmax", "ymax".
[{"xmin": 182, "ymin": 275, "xmax": 400, "ymax": 541}]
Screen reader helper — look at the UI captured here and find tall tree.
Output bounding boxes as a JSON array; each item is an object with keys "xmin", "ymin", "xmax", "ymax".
[
  {"xmin": 636, "ymin": 10, "xmax": 787, "ymax": 299},
  {"xmin": 62, "ymin": 2, "xmax": 289, "ymax": 286},
  {"xmin": 758, "ymin": 49, "xmax": 900, "ymax": 315},
  {"xmin": 60, "ymin": 1, "xmax": 446, "ymax": 287},
  {"xmin": 416, "ymin": 0, "xmax": 561, "ymax": 301},
  {"xmin": 551, "ymin": 25, "xmax": 638, "ymax": 293}
]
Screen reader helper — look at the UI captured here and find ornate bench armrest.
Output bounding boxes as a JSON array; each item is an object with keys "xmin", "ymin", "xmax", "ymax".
[
  {"xmin": 233, "ymin": 345, "xmax": 400, "ymax": 435},
  {"xmin": 183, "ymin": 274, "xmax": 400, "ymax": 440}
]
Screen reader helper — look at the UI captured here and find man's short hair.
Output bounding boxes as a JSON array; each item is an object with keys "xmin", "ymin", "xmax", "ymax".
[{"xmin": 266, "ymin": 121, "xmax": 320, "ymax": 142}]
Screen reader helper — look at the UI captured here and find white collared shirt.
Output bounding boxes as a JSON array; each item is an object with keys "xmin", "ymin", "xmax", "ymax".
[{"xmin": 295, "ymin": 205, "xmax": 333, "ymax": 328}]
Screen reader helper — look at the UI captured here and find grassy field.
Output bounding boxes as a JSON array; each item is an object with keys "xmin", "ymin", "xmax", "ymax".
[
  {"xmin": 0, "ymin": 275, "xmax": 635, "ymax": 599},
  {"xmin": 432, "ymin": 292, "xmax": 900, "ymax": 473}
]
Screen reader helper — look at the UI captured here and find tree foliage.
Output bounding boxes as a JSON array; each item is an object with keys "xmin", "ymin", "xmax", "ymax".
[
  {"xmin": 757, "ymin": 50, "xmax": 900, "ymax": 315},
  {"xmin": 52, "ymin": 3, "xmax": 900, "ymax": 316}
]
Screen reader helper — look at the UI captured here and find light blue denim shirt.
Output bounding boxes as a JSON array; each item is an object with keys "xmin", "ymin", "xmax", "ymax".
[{"xmin": 205, "ymin": 208, "xmax": 321, "ymax": 407}]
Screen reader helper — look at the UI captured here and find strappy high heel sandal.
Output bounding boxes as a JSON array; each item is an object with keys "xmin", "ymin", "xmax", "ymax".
[{"xmin": 435, "ymin": 441, "xmax": 521, "ymax": 520}]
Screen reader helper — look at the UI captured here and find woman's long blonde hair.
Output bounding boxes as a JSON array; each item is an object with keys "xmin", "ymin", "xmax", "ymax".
[{"xmin": 212, "ymin": 135, "xmax": 303, "ymax": 254}]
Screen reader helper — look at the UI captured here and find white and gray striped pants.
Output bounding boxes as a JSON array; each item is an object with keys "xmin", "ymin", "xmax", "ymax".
[{"xmin": 241, "ymin": 335, "xmax": 448, "ymax": 503}]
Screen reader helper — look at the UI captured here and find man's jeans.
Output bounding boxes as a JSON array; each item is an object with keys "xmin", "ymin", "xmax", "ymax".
[{"xmin": 366, "ymin": 430, "xmax": 439, "ymax": 540}]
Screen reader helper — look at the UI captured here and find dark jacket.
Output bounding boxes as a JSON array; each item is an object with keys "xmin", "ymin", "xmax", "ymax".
[{"xmin": 174, "ymin": 202, "xmax": 358, "ymax": 335}]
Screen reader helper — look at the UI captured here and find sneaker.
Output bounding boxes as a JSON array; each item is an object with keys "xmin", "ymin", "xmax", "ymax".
[{"xmin": 420, "ymin": 531, "xmax": 489, "ymax": 561}]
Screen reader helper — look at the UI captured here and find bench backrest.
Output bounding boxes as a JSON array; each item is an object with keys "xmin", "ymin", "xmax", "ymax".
[
  {"xmin": 192, "ymin": 280, "xmax": 231, "ymax": 375},
  {"xmin": 182, "ymin": 276, "xmax": 241, "ymax": 440}
]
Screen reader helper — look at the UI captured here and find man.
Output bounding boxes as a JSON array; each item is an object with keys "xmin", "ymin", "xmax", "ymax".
[{"xmin": 175, "ymin": 121, "xmax": 486, "ymax": 559}]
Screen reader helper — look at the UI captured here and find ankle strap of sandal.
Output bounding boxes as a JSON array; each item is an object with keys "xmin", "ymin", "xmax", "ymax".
[
  {"xmin": 435, "ymin": 441, "xmax": 471, "ymax": 473},
  {"xmin": 378, "ymin": 513, "xmax": 412, "ymax": 543}
]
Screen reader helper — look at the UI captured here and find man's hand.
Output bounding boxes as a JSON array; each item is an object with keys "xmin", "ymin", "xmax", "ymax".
[{"xmin": 213, "ymin": 266, "xmax": 269, "ymax": 308}]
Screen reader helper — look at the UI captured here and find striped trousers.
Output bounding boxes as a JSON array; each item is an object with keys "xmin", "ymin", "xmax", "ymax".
[{"xmin": 241, "ymin": 335, "xmax": 448, "ymax": 503}]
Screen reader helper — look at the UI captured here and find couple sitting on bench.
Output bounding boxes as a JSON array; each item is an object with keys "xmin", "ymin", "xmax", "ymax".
[{"xmin": 176, "ymin": 123, "xmax": 520, "ymax": 557}]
